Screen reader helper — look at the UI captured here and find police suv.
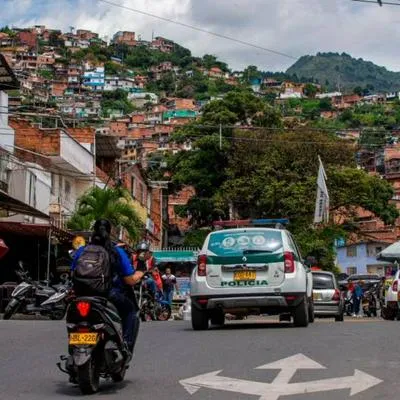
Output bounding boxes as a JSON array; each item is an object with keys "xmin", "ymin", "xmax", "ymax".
[{"xmin": 190, "ymin": 220, "xmax": 313, "ymax": 330}]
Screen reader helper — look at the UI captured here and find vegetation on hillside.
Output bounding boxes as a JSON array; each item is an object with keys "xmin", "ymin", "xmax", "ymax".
[{"xmin": 286, "ymin": 52, "xmax": 400, "ymax": 92}]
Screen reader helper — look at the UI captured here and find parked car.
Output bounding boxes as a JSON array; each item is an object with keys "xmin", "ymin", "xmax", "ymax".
[
  {"xmin": 312, "ymin": 271, "xmax": 344, "ymax": 322},
  {"xmin": 190, "ymin": 227, "xmax": 313, "ymax": 330}
]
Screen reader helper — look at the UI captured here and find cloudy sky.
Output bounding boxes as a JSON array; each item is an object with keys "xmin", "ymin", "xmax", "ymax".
[{"xmin": 2, "ymin": 0, "xmax": 400, "ymax": 71}]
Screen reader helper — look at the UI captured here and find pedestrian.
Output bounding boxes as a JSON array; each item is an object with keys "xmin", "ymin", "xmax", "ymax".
[
  {"xmin": 352, "ymin": 280, "xmax": 363, "ymax": 318},
  {"xmin": 162, "ymin": 266, "xmax": 179, "ymax": 305}
]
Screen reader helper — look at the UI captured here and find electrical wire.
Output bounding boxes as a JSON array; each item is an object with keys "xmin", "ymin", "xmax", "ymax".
[
  {"xmin": 96, "ymin": 0, "xmax": 297, "ymax": 60},
  {"xmin": 352, "ymin": 0, "xmax": 400, "ymax": 5}
]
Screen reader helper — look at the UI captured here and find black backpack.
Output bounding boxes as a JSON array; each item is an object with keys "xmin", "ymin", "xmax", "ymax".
[{"xmin": 73, "ymin": 245, "xmax": 112, "ymax": 296}]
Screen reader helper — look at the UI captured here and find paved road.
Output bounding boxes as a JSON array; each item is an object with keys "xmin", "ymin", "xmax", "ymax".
[{"xmin": 0, "ymin": 318, "xmax": 397, "ymax": 400}]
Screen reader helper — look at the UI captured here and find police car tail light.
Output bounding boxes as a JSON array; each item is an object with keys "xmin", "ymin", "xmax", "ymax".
[
  {"xmin": 392, "ymin": 280, "xmax": 398, "ymax": 292},
  {"xmin": 284, "ymin": 252, "xmax": 295, "ymax": 273},
  {"xmin": 197, "ymin": 255, "xmax": 207, "ymax": 276}
]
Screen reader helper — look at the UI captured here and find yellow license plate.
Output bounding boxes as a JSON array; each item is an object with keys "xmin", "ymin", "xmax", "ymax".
[
  {"xmin": 69, "ymin": 333, "xmax": 98, "ymax": 345},
  {"xmin": 234, "ymin": 271, "xmax": 256, "ymax": 281}
]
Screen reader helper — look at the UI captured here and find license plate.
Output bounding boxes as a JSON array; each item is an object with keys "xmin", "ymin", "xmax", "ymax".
[
  {"xmin": 313, "ymin": 292, "xmax": 322, "ymax": 301},
  {"xmin": 69, "ymin": 333, "xmax": 98, "ymax": 345},
  {"xmin": 234, "ymin": 271, "xmax": 256, "ymax": 281}
]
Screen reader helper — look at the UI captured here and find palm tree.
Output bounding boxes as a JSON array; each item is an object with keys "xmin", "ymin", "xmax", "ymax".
[{"xmin": 68, "ymin": 187, "xmax": 143, "ymax": 242}]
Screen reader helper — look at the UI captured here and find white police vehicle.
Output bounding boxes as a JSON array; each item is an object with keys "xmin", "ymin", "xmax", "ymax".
[{"xmin": 190, "ymin": 219, "xmax": 313, "ymax": 330}]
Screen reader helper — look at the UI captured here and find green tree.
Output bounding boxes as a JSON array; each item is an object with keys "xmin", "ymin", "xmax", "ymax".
[
  {"xmin": 304, "ymin": 83, "xmax": 318, "ymax": 98},
  {"xmin": 68, "ymin": 187, "xmax": 142, "ymax": 241}
]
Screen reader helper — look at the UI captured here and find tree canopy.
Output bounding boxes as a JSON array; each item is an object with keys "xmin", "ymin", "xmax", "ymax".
[{"xmin": 68, "ymin": 186, "xmax": 143, "ymax": 242}]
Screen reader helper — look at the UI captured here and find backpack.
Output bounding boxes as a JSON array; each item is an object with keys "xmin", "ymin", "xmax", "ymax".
[{"xmin": 73, "ymin": 245, "xmax": 112, "ymax": 296}]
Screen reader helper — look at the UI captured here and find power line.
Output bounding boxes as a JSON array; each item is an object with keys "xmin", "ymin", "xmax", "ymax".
[
  {"xmin": 352, "ymin": 0, "xmax": 400, "ymax": 5},
  {"xmin": 96, "ymin": 0, "xmax": 297, "ymax": 60}
]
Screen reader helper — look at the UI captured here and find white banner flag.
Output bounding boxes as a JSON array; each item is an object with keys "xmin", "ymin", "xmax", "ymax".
[{"xmin": 314, "ymin": 156, "xmax": 330, "ymax": 224}]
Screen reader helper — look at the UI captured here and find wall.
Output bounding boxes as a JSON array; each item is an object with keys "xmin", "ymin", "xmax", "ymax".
[
  {"xmin": 336, "ymin": 242, "xmax": 390, "ymax": 276},
  {"xmin": 59, "ymin": 131, "xmax": 94, "ymax": 175},
  {"xmin": 0, "ymin": 91, "xmax": 15, "ymax": 153}
]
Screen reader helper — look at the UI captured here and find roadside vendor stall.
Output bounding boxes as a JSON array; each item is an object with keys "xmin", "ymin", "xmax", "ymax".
[{"xmin": 152, "ymin": 249, "xmax": 198, "ymax": 302}]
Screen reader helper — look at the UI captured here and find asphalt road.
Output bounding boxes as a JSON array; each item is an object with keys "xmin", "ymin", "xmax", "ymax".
[{"xmin": 0, "ymin": 318, "xmax": 398, "ymax": 400}]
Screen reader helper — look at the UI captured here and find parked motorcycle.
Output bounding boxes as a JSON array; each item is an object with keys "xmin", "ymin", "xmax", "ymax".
[
  {"xmin": 362, "ymin": 285, "xmax": 378, "ymax": 317},
  {"xmin": 3, "ymin": 262, "xmax": 69, "ymax": 320},
  {"xmin": 135, "ymin": 279, "xmax": 171, "ymax": 322},
  {"xmin": 344, "ymin": 291, "xmax": 354, "ymax": 316},
  {"xmin": 57, "ymin": 296, "xmax": 130, "ymax": 394}
]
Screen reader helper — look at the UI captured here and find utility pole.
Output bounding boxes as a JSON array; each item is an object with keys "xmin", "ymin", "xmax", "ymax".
[{"xmin": 219, "ymin": 123, "xmax": 222, "ymax": 150}]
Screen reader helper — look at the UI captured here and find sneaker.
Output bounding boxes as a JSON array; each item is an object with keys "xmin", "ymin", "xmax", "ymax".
[{"xmin": 352, "ymin": 313, "xmax": 356, "ymax": 317}]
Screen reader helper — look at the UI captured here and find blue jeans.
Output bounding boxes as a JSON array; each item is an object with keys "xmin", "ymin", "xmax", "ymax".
[
  {"xmin": 108, "ymin": 288, "xmax": 139, "ymax": 353},
  {"xmin": 163, "ymin": 289, "xmax": 174, "ymax": 305},
  {"xmin": 353, "ymin": 296, "xmax": 361, "ymax": 315}
]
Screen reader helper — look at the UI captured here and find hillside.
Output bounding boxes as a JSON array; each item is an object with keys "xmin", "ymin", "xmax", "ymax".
[{"xmin": 286, "ymin": 52, "xmax": 400, "ymax": 92}]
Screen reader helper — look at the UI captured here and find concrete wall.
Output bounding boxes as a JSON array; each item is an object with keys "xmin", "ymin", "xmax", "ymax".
[
  {"xmin": 0, "ymin": 91, "xmax": 15, "ymax": 153},
  {"xmin": 336, "ymin": 242, "xmax": 389, "ymax": 276}
]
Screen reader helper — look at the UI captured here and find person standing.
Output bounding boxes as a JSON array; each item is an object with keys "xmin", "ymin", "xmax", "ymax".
[
  {"xmin": 162, "ymin": 267, "xmax": 178, "ymax": 305},
  {"xmin": 352, "ymin": 280, "xmax": 363, "ymax": 318}
]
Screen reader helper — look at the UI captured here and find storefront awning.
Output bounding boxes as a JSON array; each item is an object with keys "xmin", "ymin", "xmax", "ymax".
[
  {"xmin": 0, "ymin": 190, "xmax": 49, "ymax": 220},
  {"xmin": 0, "ymin": 221, "xmax": 73, "ymax": 242},
  {"xmin": 153, "ymin": 250, "xmax": 198, "ymax": 263}
]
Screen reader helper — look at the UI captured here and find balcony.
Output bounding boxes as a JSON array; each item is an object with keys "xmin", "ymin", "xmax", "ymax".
[{"xmin": 50, "ymin": 130, "xmax": 94, "ymax": 176}]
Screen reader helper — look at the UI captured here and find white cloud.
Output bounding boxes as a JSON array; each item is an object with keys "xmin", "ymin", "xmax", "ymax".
[{"xmin": 2, "ymin": 0, "xmax": 400, "ymax": 71}]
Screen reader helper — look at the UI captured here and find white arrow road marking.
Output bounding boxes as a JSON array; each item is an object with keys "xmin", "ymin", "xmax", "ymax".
[
  {"xmin": 179, "ymin": 353, "xmax": 383, "ymax": 400},
  {"xmin": 256, "ymin": 353, "xmax": 326, "ymax": 384}
]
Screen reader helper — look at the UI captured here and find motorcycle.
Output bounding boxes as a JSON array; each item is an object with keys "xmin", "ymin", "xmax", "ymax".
[
  {"xmin": 135, "ymin": 279, "xmax": 172, "ymax": 322},
  {"xmin": 344, "ymin": 291, "xmax": 354, "ymax": 316},
  {"xmin": 362, "ymin": 285, "xmax": 378, "ymax": 317},
  {"xmin": 57, "ymin": 295, "xmax": 130, "ymax": 394},
  {"xmin": 3, "ymin": 262, "xmax": 69, "ymax": 320}
]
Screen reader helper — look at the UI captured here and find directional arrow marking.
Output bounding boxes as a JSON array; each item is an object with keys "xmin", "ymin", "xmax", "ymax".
[
  {"xmin": 256, "ymin": 354, "xmax": 326, "ymax": 384},
  {"xmin": 179, "ymin": 353, "xmax": 383, "ymax": 400}
]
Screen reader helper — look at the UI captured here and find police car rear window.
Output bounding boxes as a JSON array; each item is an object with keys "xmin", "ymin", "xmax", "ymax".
[{"xmin": 208, "ymin": 230, "xmax": 283, "ymax": 256}]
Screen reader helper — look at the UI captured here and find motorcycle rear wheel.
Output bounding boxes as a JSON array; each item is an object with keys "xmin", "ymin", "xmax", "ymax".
[
  {"xmin": 156, "ymin": 304, "xmax": 172, "ymax": 321},
  {"xmin": 3, "ymin": 300, "xmax": 21, "ymax": 320},
  {"xmin": 77, "ymin": 357, "xmax": 100, "ymax": 394}
]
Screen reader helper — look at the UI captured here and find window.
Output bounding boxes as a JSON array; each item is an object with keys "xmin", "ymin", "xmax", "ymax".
[
  {"xmin": 346, "ymin": 246, "xmax": 357, "ymax": 257},
  {"xmin": 208, "ymin": 230, "xmax": 283, "ymax": 257},
  {"xmin": 312, "ymin": 273, "xmax": 335, "ymax": 289},
  {"xmin": 347, "ymin": 266, "xmax": 357, "ymax": 275}
]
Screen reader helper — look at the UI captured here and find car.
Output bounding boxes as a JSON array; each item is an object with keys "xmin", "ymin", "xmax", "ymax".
[
  {"xmin": 312, "ymin": 271, "xmax": 344, "ymax": 322},
  {"xmin": 190, "ymin": 225, "xmax": 313, "ymax": 330}
]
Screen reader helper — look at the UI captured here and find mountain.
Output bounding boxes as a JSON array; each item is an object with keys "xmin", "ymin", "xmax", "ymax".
[{"xmin": 286, "ymin": 52, "xmax": 400, "ymax": 92}]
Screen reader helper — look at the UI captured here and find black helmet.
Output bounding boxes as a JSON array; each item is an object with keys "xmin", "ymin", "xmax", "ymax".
[{"xmin": 136, "ymin": 240, "xmax": 149, "ymax": 252}]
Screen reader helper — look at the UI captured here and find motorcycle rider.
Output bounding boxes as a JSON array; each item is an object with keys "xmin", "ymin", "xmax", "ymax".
[
  {"xmin": 71, "ymin": 219, "xmax": 146, "ymax": 356},
  {"xmin": 133, "ymin": 241, "xmax": 161, "ymax": 299}
]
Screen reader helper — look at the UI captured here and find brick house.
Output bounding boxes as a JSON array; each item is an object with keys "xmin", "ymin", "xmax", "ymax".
[
  {"xmin": 76, "ymin": 29, "xmax": 98, "ymax": 41},
  {"xmin": 112, "ymin": 31, "xmax": 136, "ymax": 46},
  {"xmin": 17, "ymin": 31, "xmax": 37, "ymax": 48},
  {"xmin": 208, "ymin": 67, "xmax": 224, "ymax": 79},
  {"xmin": 151, "ymin": 37, "xmax": 174, "ymax": 53}
]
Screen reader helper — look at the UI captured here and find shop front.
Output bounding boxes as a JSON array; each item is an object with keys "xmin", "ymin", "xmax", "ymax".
[{"xmin": 152, "ymin": 249, "xmax": 198, "ymax": 302}]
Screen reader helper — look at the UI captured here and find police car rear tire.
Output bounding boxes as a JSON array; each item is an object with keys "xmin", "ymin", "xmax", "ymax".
[
  {"xmin": 293, "ymin": 296, "xmax": 309, "ymax": 327},
  {"xmin": 192, "ymin": 307, "xmax": 209, "ymax": 330}
]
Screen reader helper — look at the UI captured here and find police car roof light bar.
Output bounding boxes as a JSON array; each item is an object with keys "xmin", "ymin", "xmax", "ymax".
[{"xmin": 213, "ymin": 218, "xmax": 289, "ymax": 229}]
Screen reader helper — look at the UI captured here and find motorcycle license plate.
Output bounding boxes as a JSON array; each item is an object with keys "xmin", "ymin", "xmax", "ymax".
[{"xmin": 69, "ymin": 333, "xmax": 98, "ymax": 345}]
